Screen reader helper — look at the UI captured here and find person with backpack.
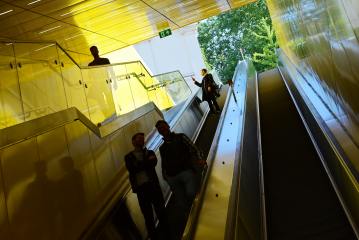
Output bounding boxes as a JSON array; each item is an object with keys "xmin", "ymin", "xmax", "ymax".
[
  {"xmin": 192, "ymin": 68, "xmax": 221, "ymax": 114},
  {"xmin": 155, "ymin": 120, "xmax": 206, "ymax": 213}
]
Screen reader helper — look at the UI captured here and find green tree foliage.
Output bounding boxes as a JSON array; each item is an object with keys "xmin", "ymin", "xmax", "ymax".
[
  {"xmin": 197, "ymin": 0, "xmax": 278, "ymax": 81},
  {"xmin": 252, "ymin": 18, "xmax": 278, "ymax": 68}
]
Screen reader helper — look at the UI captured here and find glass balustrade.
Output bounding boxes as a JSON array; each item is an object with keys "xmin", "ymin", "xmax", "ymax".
[{"xmin": 0, "ymin": 41, "xmax": 191, "ymax": 129}]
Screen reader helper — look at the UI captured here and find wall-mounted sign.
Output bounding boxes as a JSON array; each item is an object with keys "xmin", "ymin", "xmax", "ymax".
[{"xmin": 159, "ymin": 28, "xmax": 172, "ymax": 38}]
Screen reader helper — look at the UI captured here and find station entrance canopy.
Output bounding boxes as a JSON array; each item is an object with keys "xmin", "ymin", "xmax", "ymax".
[{"xmin": 0, "ymin": 0, "xmax": 255, "ymax": 55}]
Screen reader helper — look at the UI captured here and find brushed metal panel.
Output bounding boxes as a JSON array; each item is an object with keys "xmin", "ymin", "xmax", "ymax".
[
  {"xmin": 65, "ymin": 121, "xmax": 100, "ymax": 203},
  {"xmin": 109, "ymin": 128, "xmax": 129, "ymax": 170},
  {"xmin": 36, "ymin": 127, "xmax": 68, "ymax": 180},
  {"xmin": 43, "ymin": 0, "xmax": 120, "ymax": 20},
  {"xmin": 267, "ymin": 0, "xmax": 359, "ymax": 176},
  {"xmin": 89, "ymin": 131, "xmax": 117, "ymax": 187},
  {"xmin": 143, "ymin": 111, "xmax": 160, "ymax": 134},
  {"xmin": 0, "ymin": 138, "xmax": 61, "ymax": 240},
  {"xmin": 0, "ymin": 149, "xmax": 9, "ymax": 239},
  {"xmin": 0, "ymin": 13, "xmax": 56, "ymax": 38},
  {"xmin": 0, "ymin": 42, "xmax": 23, "ymax": 128},
  {"xmin": 179, "ymin": 111, "xmax": 193, "ymax": 137},
  {"xmin": 193, "ymin": 75, "xmax": 244, "ymax": 240}
]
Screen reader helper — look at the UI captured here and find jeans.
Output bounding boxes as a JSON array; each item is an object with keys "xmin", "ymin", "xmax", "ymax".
[{"xmin": 167, "ymin": 169, "xmax": 198, "ymax": 211}]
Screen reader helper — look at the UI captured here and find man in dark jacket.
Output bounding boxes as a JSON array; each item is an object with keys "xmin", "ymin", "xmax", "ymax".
[
  {"xmin": 124, "ymin": 132, "xmax": 168, "ymax": 239},
  {"xmin": 155, "ymin": 120, "xmax": 205, "ymax": 213},
  {"xmin": 192, "ymin": 68, "xmax": 220, "ymax": 113}
]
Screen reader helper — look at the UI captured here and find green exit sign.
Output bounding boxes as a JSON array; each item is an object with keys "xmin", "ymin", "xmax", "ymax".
[{"xmin": 159, "ymin": 28, "xmax": 172, "ymax": 38}]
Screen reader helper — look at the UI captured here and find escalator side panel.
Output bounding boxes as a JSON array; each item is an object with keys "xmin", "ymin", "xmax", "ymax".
[
  {"xmin": 258, "ymin": 69, "xmax": 355, "ymax": 239},
  {"xmin": 86, "ymin": 93, "xmax": 209, "ymax": 240}
]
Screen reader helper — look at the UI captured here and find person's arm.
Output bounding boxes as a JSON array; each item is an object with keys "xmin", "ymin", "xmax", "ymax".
[
  {"xmin": 145, "ymin": 150, "xmax": 158, "ymax": 168},
  {"xmin": 159, "ymin": 147, "xmax": 169, "ymax": 181},
  {"xmin": 192, "ymin": 77, "xmax": 202, "ymax": 87},
  {"xmin": 180, "ymin": 133, "xmax": 204, "ymax": 164},
  {"xmin": 125, "ymin": 154, "xmax": 135, "ymax": 173}
]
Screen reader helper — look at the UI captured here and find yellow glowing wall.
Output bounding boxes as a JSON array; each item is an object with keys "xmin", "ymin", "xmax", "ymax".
[
  {"xmin": 266, "ymin": 0, "xmax": 359, "ymax": 227},
  {"xmin": 266, "ymin": 0, "xmax": 359, "ymax": 163}
]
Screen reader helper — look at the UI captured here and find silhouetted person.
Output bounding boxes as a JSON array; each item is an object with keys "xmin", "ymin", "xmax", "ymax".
[
  {"xmin": 192, "ymin": 69, "xmax": 220, "ymax": 114},
  {"xmin": 88, "ymin": 46, "xmax": 110, "ymax": 66},
  {"xmin": 155, "ymin": 120, "xmax": 205, "ymax": 213},
  {"xmin": 13, "ymin": 161, "xmax": 60, "ymax": 240},
  {"xmin": 125, "ymin": 132, "xmax": 169, "ymax": 240},
  {"xmin": 57, "ymin": 156, "xmax": 86, "ymax": 239}
]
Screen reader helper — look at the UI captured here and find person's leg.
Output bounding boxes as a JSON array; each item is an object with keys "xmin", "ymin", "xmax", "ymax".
[
  {"xmin": 211, "ymin": 96, "xmax": 221, "ymax": 111},
  {"xmin": 151, "ymin": 184, "xmax": 167, "ymax": 222},
  {"xmin": 137, "ymin": 189, "xmax": 156, "ymax": 238},
  {"xmin": 151, "ymin": 184, "xmax": 171, "ymax": 238},
  {"xmin": 167, "ymin": 175, "xmax": 187, "ymax": 211},
  {"xmin": 205, "ymin": 99, "xmax": 216, "ymax": 113},
  {"xmin": 179, "ymin": 170, "xmax": 198, "ymax": 208}
]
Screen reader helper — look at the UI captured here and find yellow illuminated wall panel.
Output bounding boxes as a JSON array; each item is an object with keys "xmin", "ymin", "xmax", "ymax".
[{"xmin": 266, "ymin": 0, "xmax": 359, "ymax": 168}]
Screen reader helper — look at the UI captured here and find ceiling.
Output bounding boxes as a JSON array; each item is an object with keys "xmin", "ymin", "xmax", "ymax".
[{"xmin": 0, "ymin": 0, "xmax": 255, "ymax": 55}]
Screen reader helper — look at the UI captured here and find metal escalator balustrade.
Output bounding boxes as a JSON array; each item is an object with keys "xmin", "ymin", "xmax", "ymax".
[
  {"xmin": 182, "ymin": 60, "xmax": 255, "ymax": 239},
  {"xmin": 0, "ymin": 102, "xmax": 165, "ymax": 240},
  {"xmin": 258, "ymin": 68, "xmax": 356, "ymax": 239},
  {"xmin": 83, "ymin": 87, "xmax": 212, "ymax": 240},
  {"xmin": 182, "ymin": 57, "xmax": 359, "ymax": 240},
  {"xmin": 278, "ymin": 50, "xmax": 359, "ymax": 235},
  {"xmin": 0, "ymin": 40, "xmax": 191, "ymax": 129},
  {"xmin": 0, "ymin": 86, "xmax": 206, "ymax": 240}
]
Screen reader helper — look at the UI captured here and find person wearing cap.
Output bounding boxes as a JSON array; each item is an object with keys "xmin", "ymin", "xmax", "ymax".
[{"xmin": 124, "ymin": 132, "xmax": 168, "ymax": 240}]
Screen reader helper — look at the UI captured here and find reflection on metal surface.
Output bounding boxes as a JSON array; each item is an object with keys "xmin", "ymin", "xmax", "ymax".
[
  {"xmin": 0, "ymin": 0, "xmax": 255, "ymax": 55},
  {"xmin": 268, "ymin": 0, "xmax": 359, "ymax": 231},
  {"xmin": 225, "ymin": 61, "xmax": 266, "ymax": 240},
  {"xmin": 187, "ymin": 61, "xmax": 248, "ymax": 239},
  {"xmin": 278, "ymin": 62, "xmax": 359, "ymax": 237}
]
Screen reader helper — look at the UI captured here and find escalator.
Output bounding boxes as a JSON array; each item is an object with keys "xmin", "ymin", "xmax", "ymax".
[
  {"xmin": 162, "ymin": 86, "xmax": 228, "ymax": 240},
  {"xmin": 258, "ymin": 69, "xmax": 356, "ymax": 239},
  {"xmin": 94, "ymin": 86, "xmax": 228, "ymax": 240}
]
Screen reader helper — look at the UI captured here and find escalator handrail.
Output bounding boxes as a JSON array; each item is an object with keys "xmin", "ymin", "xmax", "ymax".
[
  {"xmin": 181, "ymin": 62, "xmax": 243, "ymax": 240},
  {"xmin": 0, "ymin": 102, "xmax": 163, "ymax": 150},
  {"xmin": 224, "ymin": 63, "xmax": 267, "ymax": 240}
]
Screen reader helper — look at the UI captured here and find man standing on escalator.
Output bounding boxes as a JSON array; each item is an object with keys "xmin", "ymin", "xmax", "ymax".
[
  {"xmin": 155, "ymin": 120, "xmax": 206, "ymax": 214},
  {"xmin": 125, "ymin": 132, "xmax": 169, "ymax": 240},
  {"xmin": 192, "ymin": 68, "xmax": 221, "ymax": 114}
]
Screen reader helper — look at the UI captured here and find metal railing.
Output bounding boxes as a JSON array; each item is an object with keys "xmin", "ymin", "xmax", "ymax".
[{"xmin": 0, "ymin": 40, "xmax": 191, "ymax": 128}]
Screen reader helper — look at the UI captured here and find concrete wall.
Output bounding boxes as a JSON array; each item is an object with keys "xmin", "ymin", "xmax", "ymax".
[{"xmin": 104, "ymin": 23, "xmax": 207, "ymax": 91}]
